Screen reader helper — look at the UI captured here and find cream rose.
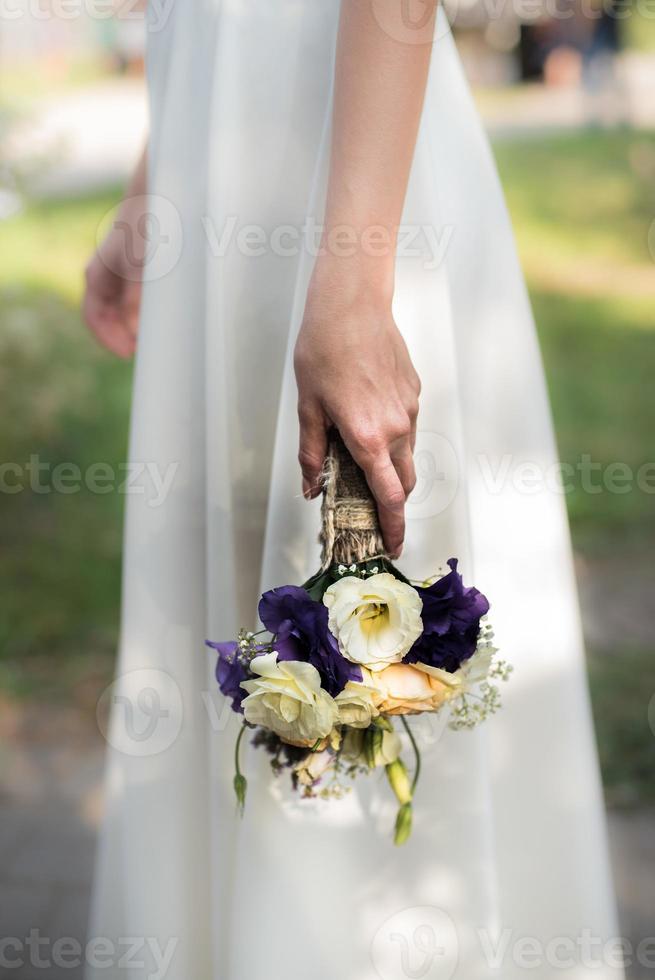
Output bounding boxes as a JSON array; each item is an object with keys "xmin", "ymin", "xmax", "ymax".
[
  {"xmin": 368, "ymin": 662, "xmax": 452, "ymax": 715},
  {"xmin": 241, "ymin": 652, "xmax": 338, "ymax": 747},
  {"xmin": 334, "ymin": 675, "xmax": 383, "ymax": 728},
  {"xmin": 323, "ymin": 573, "xmax": 423, "ymax": 671}
]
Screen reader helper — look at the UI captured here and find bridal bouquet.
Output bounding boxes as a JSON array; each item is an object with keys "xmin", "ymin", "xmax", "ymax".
[{"xmin": 207, "ymin": 434, "xmax": 511, "ymax": 844}]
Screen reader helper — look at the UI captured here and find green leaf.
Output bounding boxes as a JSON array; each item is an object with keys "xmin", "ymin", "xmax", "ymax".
[
  {"xmin": 301, "ymin": 558, "xmax": 411, "ymax": 602},
  {"xmin": 301, "ymin": 567, "xmax": 337, "ymax": 601}
]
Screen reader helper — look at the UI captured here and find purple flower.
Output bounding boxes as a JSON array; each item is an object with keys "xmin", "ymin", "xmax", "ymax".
[
  {"xmin": 258, "ymin": 585, "xmax": 361, "ymax": 696},
  {"xmin": 404, "ymin": 558, "xmax": 489, "ymax": 673},
  {"xmin": 207, "ymin": 640, "xmax": 250, "ymax": 713}
]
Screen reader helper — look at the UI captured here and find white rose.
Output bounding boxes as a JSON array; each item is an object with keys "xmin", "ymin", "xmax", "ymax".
[
  {"xmin": 334, "ymin": 673, "xmax": 383, "ymax": 728},
  {"xmin": 241, "ymin": 652, "xmax": 339, "ymax": 747},
  {"xmin": 323, "ymin": 573, "xmax": 423, "ymax": 671}
]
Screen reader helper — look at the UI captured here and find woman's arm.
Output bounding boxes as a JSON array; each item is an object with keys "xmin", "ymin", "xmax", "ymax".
[
  {"xmin": 82, "ymin": 145, "xmax": 148, "ymax": 358},
  {"xmin": 294, "ymin": 0, "xmax": 437, "ymax": 557}
]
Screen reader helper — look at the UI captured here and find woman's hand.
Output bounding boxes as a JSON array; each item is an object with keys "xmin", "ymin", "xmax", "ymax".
[
  {"xmin": 294, "ymin": 0, "xmax": 435, "ymax": 556},
  {"xmin": 82, "ymin": 148, "xmax": 147, "ymax": 358},
  {"xmin": 294, "ymin": 262, "xmax": 420, "ymax": 558}
]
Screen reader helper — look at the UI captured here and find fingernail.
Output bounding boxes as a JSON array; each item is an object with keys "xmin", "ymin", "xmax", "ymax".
[{"xmin": 302, "ymin": 479, "xmax": 311, "ymax": 499}]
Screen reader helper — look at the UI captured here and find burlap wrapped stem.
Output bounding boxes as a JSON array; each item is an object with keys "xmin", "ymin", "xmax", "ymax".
[{"xmin": 320, "ymin": 430, "xmax": 386, "ymax": 569}]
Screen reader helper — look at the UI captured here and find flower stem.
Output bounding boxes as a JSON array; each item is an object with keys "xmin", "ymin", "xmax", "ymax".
[
  {"xmin": 233, "ymin": 723, "xmax": 248, "ymax": 814},
  {"xmin": 400, "ymin": 715, "xmax": 421, "ymax": 795}
]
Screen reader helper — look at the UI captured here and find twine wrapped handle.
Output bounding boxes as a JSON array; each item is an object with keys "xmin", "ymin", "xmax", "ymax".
[{"xmin": 320, "ymin": 430, "xmax": 386, "ymax": 569}]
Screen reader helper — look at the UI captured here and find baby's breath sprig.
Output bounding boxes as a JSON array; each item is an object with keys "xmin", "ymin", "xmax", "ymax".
[
  {"xmin": 235, "ymin": 628, "xmax": 272, "ymax": 667},
  {"xmin": 448, "ymin": 663, "xmax": 513, "ymax": 731},
  {"xmin": 315, "ymin": 752, "xmax": 370, "ymax": 800},
  {"xmin": 316, "ymin": 757, "xmax": 352, "ymax": 801},
  {"xmin": 449, "ymin": 690, "xmax": 495, "ymax": 731},
  {"xmin": 489, "ymin": 659, "xmax": 513, "ymax": 682},
  {"xmin": 337, "ymin": 562, "xmax": 380, "ymax": 578}
]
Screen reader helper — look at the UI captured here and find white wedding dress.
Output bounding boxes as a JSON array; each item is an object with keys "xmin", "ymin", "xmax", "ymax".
[{"xmin": 87, "ymin": 3, "xmax": 624, "ymax": 979}]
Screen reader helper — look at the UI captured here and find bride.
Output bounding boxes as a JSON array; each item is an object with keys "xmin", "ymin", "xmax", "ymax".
[{"xmin": 82, "ymin": 2, "xmax": 623, "ymax": 978}]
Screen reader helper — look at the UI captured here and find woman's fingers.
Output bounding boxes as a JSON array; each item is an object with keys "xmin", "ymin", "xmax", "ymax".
[
  {"xmin": 83, "ymin": 255, "xmax": 137, "ymax": 358},
  {"xmin": 82, "ymin": 289, "xmax": 135, "ymax": 359},
  {"xmin": 390, "ymin": 438, "xmax": 416, "ymax": 499},
  {"xmin": 122, "ymin": 280, "xmax": 143, "ymax": 340},
  {"xmin": 297, "ymin": 403, "xmax": 328, "ymax": 498},
  {"xmin": 346, "ymin": 440, "xmax": 407, "ymax": 558},
  {"xmin": 293, "ymin": 296, "xmax": 421, "ymax": 556},
  {"xmin": 299, "ymin": 404, "xmax": 414, "ymax": 554},
  {"xmin": 366, "ymin": 453, "xmax": 406, "ymax": 559}
]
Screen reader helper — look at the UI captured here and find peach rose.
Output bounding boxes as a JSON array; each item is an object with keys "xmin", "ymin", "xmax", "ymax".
[{"xmin": 366, "ymin": 663, "xmax": 451, "ymax": 715}]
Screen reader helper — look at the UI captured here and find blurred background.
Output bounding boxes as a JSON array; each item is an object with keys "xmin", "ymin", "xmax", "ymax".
[{"xmin": 0, "ymin": 2, "xmax": 653, "ymax": 977}]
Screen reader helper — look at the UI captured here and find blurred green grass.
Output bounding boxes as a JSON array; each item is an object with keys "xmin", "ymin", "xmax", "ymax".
[
  {"xmin": 494, "ymin": 131, "xmax": 655, "ymax": 555},
  {"xmin": 0, "ymin": 189, "xmax": 131, "ymax": 698},
  {"xmin": 624, "ymin": 13, "xmax": 655, "ymax": 51},
  {"xmin": 496, "ymin": 130, "xmax": 655, "ymax": 804},
  {"xmin": 0, "ymin": 60, "xmax": 113, "ymax": 113},
  {"xmin": 588, "ymin": 648, "xmax": 655, "ymax": 807},
  {"xmin": 1, "ymin": 130, "xmax": 654, "ymax": 799}
]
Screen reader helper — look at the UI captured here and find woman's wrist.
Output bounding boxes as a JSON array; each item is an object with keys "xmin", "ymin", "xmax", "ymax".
[
  {"xmin": 118, "ymin": 145, "xmax": 148, "ymax": 220},
  {"xmin": 308, "ymin": 251, "xmax": 395, "ymax": 314}
]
